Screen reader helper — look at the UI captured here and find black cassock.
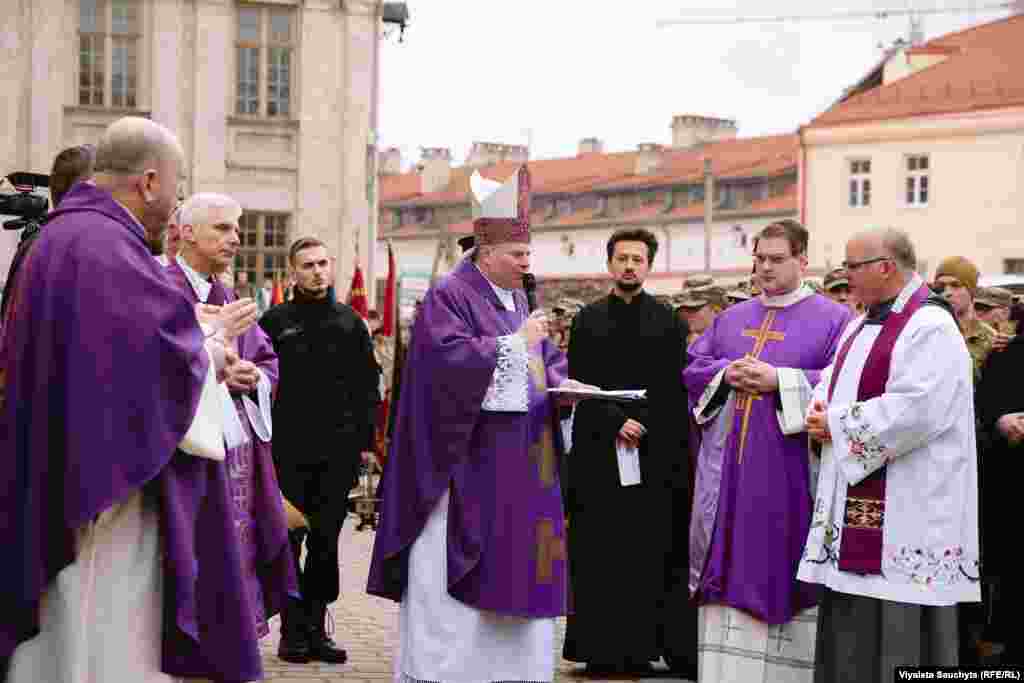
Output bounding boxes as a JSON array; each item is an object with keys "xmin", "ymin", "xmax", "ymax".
[
  {"xmin": 975, "ymin": 336, "xmax": 1024, "ymax": 665},
  {"xmin": 562, "ymin": 291, "xmax": 696, "ymax": 673}
]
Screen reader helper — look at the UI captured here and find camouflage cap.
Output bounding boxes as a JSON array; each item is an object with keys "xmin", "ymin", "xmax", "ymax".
[
  {"xmin": 682, "ymin": 274, "xmax": 715, "ymax": 290},
  {"xmin": 552, "ymin": 297, "xmax": 584, "ymax": 315},
  {"xmin": 975, "ymin": 286, "xmax": 1014, "ymax": 309},
  {"xmin": 677, "ymin": 285, "xmax": 727, "ymax": 309},
  {"xmin": 823, "ymin": 268, "xmax": 850, "ymax": 291},
  {"xmin": 726, "ymin": 279, "xmax": 752, "ymax": 301}
]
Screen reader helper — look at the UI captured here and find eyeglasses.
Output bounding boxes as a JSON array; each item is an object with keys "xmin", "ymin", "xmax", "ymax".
[{"xmin": 841, "ymin": 256, "xmax": 891, "ymax": 271}]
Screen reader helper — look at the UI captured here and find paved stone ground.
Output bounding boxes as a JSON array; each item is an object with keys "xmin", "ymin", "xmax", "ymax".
[{"xmin": 260, "ymin": 515, "xmax": 694, "ymax": 683}]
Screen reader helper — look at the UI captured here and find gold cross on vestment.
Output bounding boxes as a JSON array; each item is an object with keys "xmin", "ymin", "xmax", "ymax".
[
  {"xmin": 735, "ymin": 311, "xmax": 785, "ymax": 463},
  {"xmin": 530, "ymin": 426, "xmax": 558, "ymax": 488},
  {"xmin": 536, "ymin": 518, "xmax": 566, "ymax": 584}
]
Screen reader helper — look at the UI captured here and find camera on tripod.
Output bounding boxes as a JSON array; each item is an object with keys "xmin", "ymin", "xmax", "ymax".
[{"xmin": 1, "ymin": 172, "xmax": 50, "ymax": 235}]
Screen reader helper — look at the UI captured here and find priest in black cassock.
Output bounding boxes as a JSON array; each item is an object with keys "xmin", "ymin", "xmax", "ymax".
[{"xmin": 563, "ymin": 228, "xmax": 696, "ymax": 677}]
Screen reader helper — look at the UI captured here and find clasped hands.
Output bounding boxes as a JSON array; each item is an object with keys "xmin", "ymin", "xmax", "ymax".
[
  {"xmin": 195, "ymin": 298, "xmax": 262, "ymax": 393},
  {"xmin": 805, "ymin": 399, "xmax": 832, "ymax": 444},
  {"xmin": 997, "ymin": 412, "xmax": 1024, "ymax": 446},
  {"xmin": 724, "ymin": 355, "xmax": 779, "ymax": 395}
]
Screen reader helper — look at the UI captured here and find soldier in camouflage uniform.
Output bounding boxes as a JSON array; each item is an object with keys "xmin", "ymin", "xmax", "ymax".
[
  {"xmin": 933, "ymin": 256, "xmax": 999, "ymax": 666},
  {"xmin": 934, "ymin": 257, "xmax": 996, "ymax": 384},
  {"xmin": 975, "ymin": 287, "xmax": 1017, "ymax": 336},
  {"xmin": 675, "ymin": 275, "xmax": 727, "ymax": 346}
]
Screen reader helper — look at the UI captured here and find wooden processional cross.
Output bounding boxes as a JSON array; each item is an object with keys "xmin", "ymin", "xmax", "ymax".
[{"xmin": 736, "ymin": 311, "xmax": 785, "ymax": 463}]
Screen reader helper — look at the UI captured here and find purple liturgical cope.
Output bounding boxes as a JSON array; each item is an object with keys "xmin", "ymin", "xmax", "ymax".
[
  {"xmin": 367, "ymin": 256, "xmax": 569, "ymax": 618},
  {"xmin": 684, "ymin": 294, "xmax": 851, "ymax": 624},
  {"xmin": 0, "ymin": 182, "xmax": 267, "ymax": 681},
  {"xmin": 164, "ymin": 259, "xmax": 298, "ymax": 638}
]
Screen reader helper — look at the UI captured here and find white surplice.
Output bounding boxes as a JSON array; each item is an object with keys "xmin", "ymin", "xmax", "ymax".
[
  {"xmin": 8, "ymin": 344, "xmax": 227, "ymax": 683},
  {"xmin": 798, "ymin": 275, "xmax": 981, "ymax": 606}
]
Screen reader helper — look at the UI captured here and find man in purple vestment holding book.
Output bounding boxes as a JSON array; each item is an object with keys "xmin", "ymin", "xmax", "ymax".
[
  {"xmin": 0, "ymin": 116, "xmax": 276, "ymax": 683},
  {"xmin": 164, "ymin": 192, "xmax": 297, "ymax": 642},
  {"xmin": 684, "ymin": 220, "xmax": 852, "ymax": 683},
  {"xmin": 367, "ymin": 166, "xmax": 594, "ymax": 683}
]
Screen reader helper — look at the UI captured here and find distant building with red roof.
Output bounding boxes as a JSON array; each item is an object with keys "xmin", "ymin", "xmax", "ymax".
[
  {"xmin": 375, "ymin": 115, "xmax": 799, "ymax": 307},
  {"xmin": 800, "ymin": 12, "xmax": 1024, "ymax": 279}
]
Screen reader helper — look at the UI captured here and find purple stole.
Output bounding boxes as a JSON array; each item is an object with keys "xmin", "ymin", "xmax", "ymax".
[{"xmin": 826, "ymin": 284, "xmax": 930, "ymax": 574}]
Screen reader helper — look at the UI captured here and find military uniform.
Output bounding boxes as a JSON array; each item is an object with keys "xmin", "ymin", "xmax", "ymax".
[
  {"xmin": 962, "ymin": 317, "xmax": 998, "ymax": 385},
  {"xmin": 675, "ymin": 275, "xmax": 726, "ymax": 346}
]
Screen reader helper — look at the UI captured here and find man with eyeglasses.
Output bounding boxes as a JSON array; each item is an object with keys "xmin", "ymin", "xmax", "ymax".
[
  {"xmin": 684, "ymin": 220, "xmax": 852, "ymax": 683},
  {"xmin": 801, "ymin": 229, "xmax": 980, "ymax": 682}
]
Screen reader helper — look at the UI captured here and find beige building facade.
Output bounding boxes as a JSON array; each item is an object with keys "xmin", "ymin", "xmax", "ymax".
[
  {"xmin": 377, "ymin": 118, "xmax": 800, "ymax": 311},
  {"xmin": 1, "ymin": 0, "xmax": 386, "ymax": 295},
  {"xmin": 800, "ymin": 14, "xmax": 1024, "ymax": 278}
]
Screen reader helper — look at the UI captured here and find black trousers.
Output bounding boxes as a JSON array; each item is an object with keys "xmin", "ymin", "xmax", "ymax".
[{"xmin": 276, "ymin": 456, "xmax": 359, "ymax": 605}]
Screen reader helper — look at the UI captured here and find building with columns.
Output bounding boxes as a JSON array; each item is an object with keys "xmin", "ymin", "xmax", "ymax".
[
  {"xmin": 1, "ymin": 0, "xmax": 391, "ymax": 297},
  {"xmin": 376, "ymin": 115, "xmax": 800, "ymax": 311}
]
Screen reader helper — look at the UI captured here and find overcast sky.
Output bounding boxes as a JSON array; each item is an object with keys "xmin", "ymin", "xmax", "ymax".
[{"xmin": 377, "ymin": 1, "xmax": 1015, "ymax": 168}]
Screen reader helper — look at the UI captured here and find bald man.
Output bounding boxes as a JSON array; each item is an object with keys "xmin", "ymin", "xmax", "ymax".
[{"xmin": 1, "ymin": 117, "xmax": 272, "ymax": 683}]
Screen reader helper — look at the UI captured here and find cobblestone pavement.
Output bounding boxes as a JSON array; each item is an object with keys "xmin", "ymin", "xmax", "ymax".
[{"xmin": 260, "ymin": 515, "xmax": 694, "ymax": 683}]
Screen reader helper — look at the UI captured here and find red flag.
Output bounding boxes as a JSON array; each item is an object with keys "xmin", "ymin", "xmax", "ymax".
[
  {"xmin": 382, "ymin": 243, "xmax": 397, "ymax": 338},
  {"xmin": 347, "ymin": 265, "xmax": 369, "ymax": 318},
  {"xmin": 271, "ymin": 275, "xmax": 285, "ymax": 306}
]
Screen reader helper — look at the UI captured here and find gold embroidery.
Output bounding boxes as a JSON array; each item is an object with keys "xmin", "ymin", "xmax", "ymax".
[
  {"xmin": 530, "ymin": 426, "xmax": 557, "ymax": 487},
  {"xmin": 736, "ymin": 312, "xmax": 786, "ymax": 463},
  {"xmin": 529, "ymin": 355, "xmax": 546, "ymax": 391},
  {"xmin": 536, "ymin": 518, "xmax": 566, "ymax": 584},
  {"xmin": 844, "ymin": 496, "xmax": 885, "ymax": 529}
]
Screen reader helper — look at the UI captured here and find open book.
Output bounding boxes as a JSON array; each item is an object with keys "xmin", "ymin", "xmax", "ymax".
[{"xmin": 547, "ymin": 387, "xmax": 647, "ymax": 403}]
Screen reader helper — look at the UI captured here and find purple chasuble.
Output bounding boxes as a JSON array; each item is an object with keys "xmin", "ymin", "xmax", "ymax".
[
  {"xmin": 0, "ymin": 183, "xmax": 266, "ymax": 681},
  {"xmin": 684, "ymin": 294, "xmax": 851, "ymax": 624},
  {"xmin": 367, "ymin": 256, "xmax": 569, "ymax": 618},
  {"xmin": 826, "ymin": 284, "xmax": 930, "ymax": 575},
  {"xmin": 164, "ymin": 260, "xmax": 298, "ymax": 638}
]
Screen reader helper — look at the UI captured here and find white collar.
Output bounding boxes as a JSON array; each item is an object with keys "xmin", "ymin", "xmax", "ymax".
[
  {"xmin": 891, "ymin": 273, "xmax": 924, "ymax": 314},
  {"xmin": 760, "ymin": 283, "xmax": 815, "ymax": 309},
  {"xmin": 176, "ymin": 254, "xmax": 213, "ymax": 303},
  {"xmin": 473, "ymin": 263, "xmax": 517, "ymax": 312}
]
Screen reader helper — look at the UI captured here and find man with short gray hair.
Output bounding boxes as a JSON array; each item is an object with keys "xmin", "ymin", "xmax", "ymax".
[
  {"xmin": 165, "ymin": 192, "xmax": 298, "ymax": 645},
  {"xmin": 803, "ymin": 228, "xmax": 980, "ymax": 681}
]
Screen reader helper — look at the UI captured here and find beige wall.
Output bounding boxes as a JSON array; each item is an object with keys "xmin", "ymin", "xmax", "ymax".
[
  {"xmin": 0, "ymin": 0, "xmax": 381, "ymax": 295},
  {"xmin": 803, "ymin": 110, "xmax": 1024, "ymax": 278}
]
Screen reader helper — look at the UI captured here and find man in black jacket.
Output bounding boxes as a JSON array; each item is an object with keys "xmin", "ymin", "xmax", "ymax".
[{"xmin": 259, "ymin": 237, "xmax": 379, "ymax": 665}]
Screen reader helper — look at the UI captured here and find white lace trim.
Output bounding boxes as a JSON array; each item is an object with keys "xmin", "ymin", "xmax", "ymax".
[{"xmin": 481, "ymin": 334, "xmax": 529, "ymax": 413}]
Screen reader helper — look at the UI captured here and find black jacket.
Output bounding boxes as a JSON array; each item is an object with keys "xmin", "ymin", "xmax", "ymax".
[{"xmin": 259, "ymin": 292, "xmax": 380, "ymax": 466}]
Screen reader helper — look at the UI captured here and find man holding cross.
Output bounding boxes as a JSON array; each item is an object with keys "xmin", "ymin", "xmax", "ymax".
[{"xmin": 683, "ymin": 220, "xmax": 852, "ymax": 683}]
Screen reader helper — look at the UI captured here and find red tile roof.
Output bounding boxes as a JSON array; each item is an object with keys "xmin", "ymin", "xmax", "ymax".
[
  {"xmin": 380, "ymin": 134, "xmax": 798, "ymax": 207},
  {"xmin": 809, "ymin": 14, "xmax": 1024, "ymax": 128}
]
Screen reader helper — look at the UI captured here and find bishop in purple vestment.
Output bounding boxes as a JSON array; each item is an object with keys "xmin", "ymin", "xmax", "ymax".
[
  {"xmin": 684, "ymin": 222, "xmax": 852, "ymax": 628},
  {"xmin": 368, "ymin": 167, "xmax": 591, "ymax": 683},
  {"xmin": 0, "ymin": 118, "xmax": 272, "ymax": 683}
]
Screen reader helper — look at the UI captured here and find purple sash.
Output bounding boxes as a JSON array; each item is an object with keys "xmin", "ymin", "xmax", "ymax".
[{"xmin": 826, "ymin": 284, "xmax": 930, "ymax": 574}]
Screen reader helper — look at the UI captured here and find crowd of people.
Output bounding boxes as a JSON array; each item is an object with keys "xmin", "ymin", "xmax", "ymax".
[{"xmin": 0, "ymin": 115, "xmax": 1019, "ymax": 683}]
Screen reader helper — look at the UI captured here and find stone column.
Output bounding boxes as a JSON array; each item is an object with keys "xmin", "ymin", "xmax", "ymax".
[
  {"xmin": 337, "ymin": 0, "xmax": 377, "ymax": 301},
  {"xmin": 28, "ymin": 0, "xmax": 66, "ymax": 173},
  {"xmin": 296, "ymin": 0, "xmax": 344, "ymax": 280},
  {"xmin": 151, "ymin": 0, "xmax": 183, "ymax": 138},
  {"xmin": 191, "ymin": 0, "xmax": 230, "ymax": 193}
]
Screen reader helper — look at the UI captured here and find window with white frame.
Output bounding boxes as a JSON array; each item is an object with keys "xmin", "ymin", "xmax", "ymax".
[
  {"xmin": 78, "ymin": 0, "xmax": 140, "ymax": 108},
  {"xmin": 848, "ymin": 159, "xmax": 871, "ymax": 208},
  {"xmin": 905, "ymin": 154, "xmax": 930, "ymax": 206},
  {"xmin": 235, "ymin": 212, "xmax": 291, "ymax": 286},
  {"xmin": 236, "ymin": 5, "xmax": 295, "ymax": 118}
]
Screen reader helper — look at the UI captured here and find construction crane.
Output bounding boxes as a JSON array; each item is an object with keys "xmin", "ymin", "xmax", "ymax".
[{"xmin": 657, "ymin": 2, "xmax": 1020, "ymax": 45}]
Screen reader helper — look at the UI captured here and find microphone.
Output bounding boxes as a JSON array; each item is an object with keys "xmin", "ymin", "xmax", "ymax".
[{"xmin": 522, "ymin": 273, "xmax": 538, "ymax": 313}]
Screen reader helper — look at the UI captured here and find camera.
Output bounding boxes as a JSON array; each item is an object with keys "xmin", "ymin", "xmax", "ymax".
[{"xmin": 0, "ymin": 172, "xmax": 50, "ymax": 234}]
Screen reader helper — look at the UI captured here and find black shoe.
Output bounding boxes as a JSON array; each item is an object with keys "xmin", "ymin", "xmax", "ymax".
[
  {"xmin": 308, "ymin": 601, "xmax": 348, "ymax": 664},
  {"xmin": 277, "ymin": 598, "xmax": 312, "ymax": 663}
]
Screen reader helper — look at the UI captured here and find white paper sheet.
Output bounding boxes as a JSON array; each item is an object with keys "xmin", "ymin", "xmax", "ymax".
[{"xmin": 616, "ymin": 442, "xmax": 642, "ymax": 486}]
